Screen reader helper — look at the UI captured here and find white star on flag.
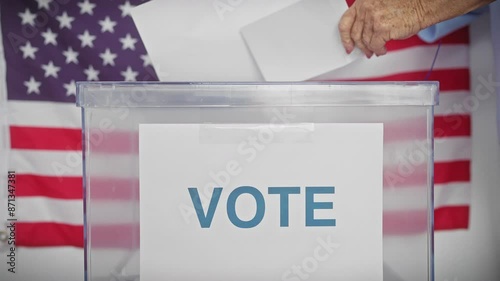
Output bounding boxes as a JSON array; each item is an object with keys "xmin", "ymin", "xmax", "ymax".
[
  {"xmin": 119, "ymin": 1, "xmax": 134, "ymax": 17},
  {"xmin": 63, "ymin": 80, "xmax": 77, "ymax": 96},
  {"xmin": 41, "ymin": 61, "xmax": 61, "ymax": 78},
  {"xmin": 24, "ymin": 76, "xmax": 41, "ymax": 95},
  {"xmin": 121, "ymin": 66, "xmax": 138, "ymax": 81},
  {"xmin": 120, "ymin": 33, "xmax": 137, "ymax": 50},
  {"xmin": 41, "ymin": 29, "xmax": 58, "ymax": 46},
  {"xmin": 84, "ymin": 65, "xmax": 100, "ymax": 81},
  {"xmin": 20, "ymin": 41, "xmax": 38, "ymax": 59},
  {"xmin": 78, "ymin": 0, "xmax": 96, "ymax": 15},
  {"xmin": 99, "ymin": 48, "xmax": 117, "ymax": 66},
  {"xmin": 62, "ymin": 46, "xmax": 79, "ymax": 64},
  {"xmin": 56, "ymin": 11, "xmax": 75, "ymax": 29},
  {"xmin": 18, "ymin": 8, "xmax": 36, "ymax": 26},
  {"xmin": 140, "ymin": 54, "xmax": 152, "ymax": 67},
  {"xmin": 36, "ymin": 0, "xmax": 53, "ymax": 10},
  {"xmin": 78, "ymin": 30, "xmax": 96, "ymax": 48},
  {"xmin": 99, "ymin": 16, "xmax": 117, "ymax": 33}
]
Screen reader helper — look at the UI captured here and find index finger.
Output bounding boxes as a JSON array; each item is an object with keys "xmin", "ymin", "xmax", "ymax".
[{"xmin": 338, "ymin": 7, "xmax": 356, "ymax": 54}]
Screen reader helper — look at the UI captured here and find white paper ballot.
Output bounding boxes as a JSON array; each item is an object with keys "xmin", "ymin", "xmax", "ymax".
[
  {"xmin": 241, "ymin": 0, "xmax": 363, "ymax": 81},
  {"xmin": 131, "ymin": 0, "xmax": 301, "ymax": 81},
  {"xmin": 131, "ymin": 0, "xmax": 361, "ymax": 82},
  {"xmin": 140, "ymin": 123, "xmax": 384, "ymax": 281}
]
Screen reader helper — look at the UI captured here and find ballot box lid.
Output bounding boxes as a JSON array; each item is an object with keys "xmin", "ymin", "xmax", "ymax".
[{"xmin": 77, "ymin": 81, "xmax": 438, "ymax": 108}]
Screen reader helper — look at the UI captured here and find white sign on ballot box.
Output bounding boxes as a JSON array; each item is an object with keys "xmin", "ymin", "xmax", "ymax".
[{"xmin": 139, "ymin": 123, "xmax": 384, "ymax": 281}]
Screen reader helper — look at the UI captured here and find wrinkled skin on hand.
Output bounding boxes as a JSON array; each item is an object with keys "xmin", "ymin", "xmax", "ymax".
[
  {"xmin": 339, "ymin": 0, "xmax": 425, "ymax": 57},
  {"xmin": 339, "ymin": 0, "xmax": 493, "ymax": 57}
]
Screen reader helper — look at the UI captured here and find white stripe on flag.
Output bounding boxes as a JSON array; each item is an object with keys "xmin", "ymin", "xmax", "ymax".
[
  {"xmin": 0, "ymin": 247, "xmax": 84, "ymax": 281},
  {"xmin": 435, "ymin": 182, "xmax": 471, "ymax": 208},
  {"xmin": 13, "ymin": 136, "xmax": 469, "ymax": 179},
  {"xmin": 17, "ymin": 197, "xmax": 141, "ymax": 225},
  {"xmin": 11, "ymin": 149, "xmax": 83, "ymax": 177},
  {"xmin": 8, "ymin": 99, "xmax": 134, "ymax": 131},
  {"xmin": 435, "ymin": 91, "xmax": 471, "ymax": 116},
  {"xmin": 384, "ymin": 137, "xmax": 471, "ymax": 164},
  {"xmin": 385, "ymin": 182, "xmax": 470, "ymax": 211},
  {"xmin": 8, "ymin": 100, "xmax": 81, "ymax": 128},
  {"xmin": 317, "ymin": 45, "xmax": 468, "ymax": 80},
  {"xmin": 18, "ymin": 197, "xmax": 83, "ymax": 225},
  {"xmin": 11, "ymin": 149, "xmax": 140, "ymax": 178},
  {"xmin": 435, "ymin": 137, "xmax": 471, "ymax": 162}
]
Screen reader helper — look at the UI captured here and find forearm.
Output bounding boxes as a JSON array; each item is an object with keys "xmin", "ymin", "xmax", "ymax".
[{"xmin": 416, "ymin": 0, "xmax": 494, "ymax": 30}]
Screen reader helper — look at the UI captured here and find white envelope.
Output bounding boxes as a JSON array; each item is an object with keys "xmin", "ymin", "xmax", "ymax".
[
  {"xmin": 131, "ymin": 0, "xmax": 302, "ymax": 81},
  {"xmin": 240, "ymin": 0, "xmax": 363, "ymax": 81}
]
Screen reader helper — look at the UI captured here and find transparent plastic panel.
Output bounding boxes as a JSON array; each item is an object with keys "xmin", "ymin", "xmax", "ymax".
[
  {"xmin": 78, "ymin": 82, "xmax": 437, "ymax": 281},
  {"xmin": 77, "ymin": 82, "xmax": 438, "ymax": 107}
]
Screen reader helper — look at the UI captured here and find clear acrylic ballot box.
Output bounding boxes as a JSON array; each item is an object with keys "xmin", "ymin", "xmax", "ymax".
[{"xmin": 77, "ymin": 82, "xmax": 438, "ymax": 281}]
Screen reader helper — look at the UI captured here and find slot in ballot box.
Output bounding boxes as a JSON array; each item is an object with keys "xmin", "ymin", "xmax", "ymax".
[{"xmin": 77, "ymin": 82, "xmax": 438, "ymax": 281}]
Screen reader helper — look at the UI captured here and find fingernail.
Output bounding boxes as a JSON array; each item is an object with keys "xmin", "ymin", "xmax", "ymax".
[{"xmin": 345, "ymin": 47, "xmax": 352, "ymax": 54}]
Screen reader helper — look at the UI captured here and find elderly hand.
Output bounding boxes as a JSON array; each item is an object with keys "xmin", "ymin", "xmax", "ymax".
[
  {"xmin": 339, "ymin": 0, "xmax": 494, "ymax": 58},
  {"xmin": 338, "ymin": 0, "xmax": 426, "ymax": 57}
]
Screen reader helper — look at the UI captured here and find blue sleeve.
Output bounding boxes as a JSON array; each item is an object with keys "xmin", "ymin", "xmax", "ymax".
[{"xmin": 417, "ymin": 7, "xmax": 488, "ymax": 43}]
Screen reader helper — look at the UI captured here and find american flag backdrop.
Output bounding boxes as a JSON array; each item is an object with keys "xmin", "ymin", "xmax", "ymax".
[
  {"xmin": 0, "ymin": 0, "xmax": 157, "ymax": 250},
  {"xmin": 0, "ymin": 0, "xmax": 471, "ymax": 279}
]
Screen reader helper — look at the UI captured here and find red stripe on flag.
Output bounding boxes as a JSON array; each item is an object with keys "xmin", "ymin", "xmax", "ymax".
[
  {"xmin": 14, "ymin": 174, "xmax": 141, "ymax": 202},
  {"xmin": 15, "ymin": 174, "xmax": 140, "ymax": 200},
  {"xmin": 339, "ymin": 69, "xmax": 470, "ymax": 92},
  {"xmin": 384, "ymin": 117, "xmax": 427, "ymax": 143},
  {"xmin": 384, "ymin": 210, "xmax": 427, "ymax": 235},
  {"xmin": 16, "ymin": 222, "xmax": 83, "ymax": 248},
  {"xmin": 15, "ymin": 174, "xmax": 82, "ymax": 199},
  {"xmin": 435, "ymin": 115, "xmax": 471, "ymax": 138},
  {"xmin": 423, "ymin": 69, "xmax": 470, "ymax": 91},
  {"xmin": 10, "ymin": 113, "xmax": 470, "ymax": 153},
  {"xmin": 383, "ymin": 160, "xmax": 471, "ymax": 188},
  {"xmin": 386, "ymin": 28, "xmax": 469, "ymax": 51},
  {"xmin": 434, "ymin": 205, "xmax": 469, "ymax": 230},
  {"xmin": 383, "ymin": 114, "xmax": 470, "ymax": 144},
  {"xmin": 10, "ymin": 126, "xmax": 138, "ymax": 154},
  {"xmin": 17, "ymin": 222, "xmax": 138, "ymax": 249},
  {"xmin": 384, "ymin": 206, "xmax": 470, "ymax": 235},
  {"xmin": 87, "ymin": 130, "xmax": 138, "ymax": 154},
  {"xmin": 90, "ymin": 178, "xmax": 138, "ymax": 200},
  {"xmin": 10, "ymin": 126, "xmax": 81, "ymax": 151},
  {"xmin": 91, "ymin": 224, "xmax": 139, "ymax": 249},
  {"xmin": 435, "ymin": 161, "xmax": 470, "ymax": 183}
]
